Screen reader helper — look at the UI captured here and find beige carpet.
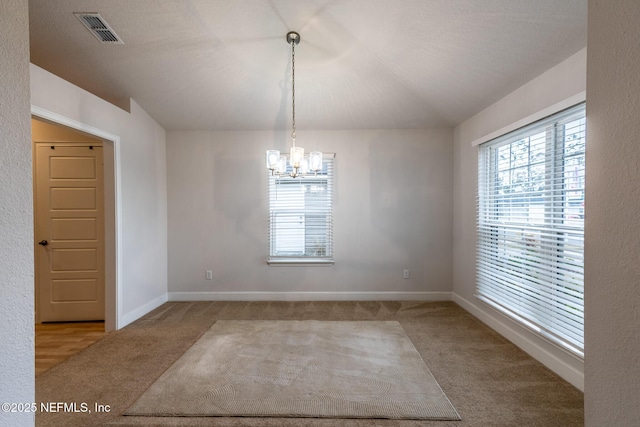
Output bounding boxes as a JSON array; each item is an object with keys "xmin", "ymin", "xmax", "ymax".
[
  {"xmin": 125, "ymin": 320, "xmax": 460, "ymax": 420},
  {"xmin": 36, "ymin": 302, "xmax": 584, "ymax": 427}
]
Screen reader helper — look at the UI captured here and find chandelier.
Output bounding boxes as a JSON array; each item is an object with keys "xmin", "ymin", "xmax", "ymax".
[{"xmin": 266, "ymin": 31, "xmax": 322, "ymax": 178}]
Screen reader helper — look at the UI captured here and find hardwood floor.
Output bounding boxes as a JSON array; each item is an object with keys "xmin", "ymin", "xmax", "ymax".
[{"xmin": 35, "ymin": 322, "xmax": 108, "ymax": 375}]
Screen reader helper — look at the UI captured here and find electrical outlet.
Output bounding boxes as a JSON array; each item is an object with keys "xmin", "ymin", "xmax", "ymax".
[
  {"xmin": 403, "ymin": 269, "xmax": 410, "ymax": 279},
  {"xmin": 205, "ymin": 270, "xmax": 213, "ymax": 280}
]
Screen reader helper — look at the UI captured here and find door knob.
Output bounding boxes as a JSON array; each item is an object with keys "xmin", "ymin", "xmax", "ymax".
[{"xmin": 38, "ymin": 240, "xmax": 48, "ymax": 246}]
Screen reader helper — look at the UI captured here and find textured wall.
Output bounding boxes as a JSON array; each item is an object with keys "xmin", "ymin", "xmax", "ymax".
[
  {"xmin": 0, "ymin": 0, "xmax": 34, "ymax": 426},
  {"xmin": 167, "ymin": 129, "xmax": 453, "ymax": 297},
  {"xmin": 585, "ymin": 2, "xmax": 640, "ymax": 425}
]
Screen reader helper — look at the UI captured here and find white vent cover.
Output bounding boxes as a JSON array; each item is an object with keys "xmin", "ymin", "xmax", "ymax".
[{"xmin": 74, "ymin": 13, "xmax": 124, "ymax": 44}]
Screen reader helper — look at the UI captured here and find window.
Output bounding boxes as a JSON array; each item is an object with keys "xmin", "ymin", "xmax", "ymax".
[
  {"xmin": 477, "ymin": 103, "xmax": 585, "ymax": 357},
  {"xmin": 268, "ymin": 154, "xmax": 334, "ymax": 265}
]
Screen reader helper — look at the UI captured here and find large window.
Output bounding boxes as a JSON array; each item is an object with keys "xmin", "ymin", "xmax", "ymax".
[
  {"xmin": 477, "ymin": 103, "xmax": 585, "ymax": 357},
  {"xmin": 268, "ymin": 155, "xmax": 334, "ymax": 265}
]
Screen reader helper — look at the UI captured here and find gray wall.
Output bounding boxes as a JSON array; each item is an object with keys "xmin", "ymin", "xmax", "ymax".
[
  {"xmin": 585, "ymin": 1, "xmax": 640, "ymax": 425},
  {"xmin": 0, "ymin": 0, "xmax": 34, "ymax": 426},
  {"xmin": 452, "ymin": 49, "xmax": 587, "ymax": 389},
  {"xmin": 167, "ymin": 129, "xmax": 453, "ymax": 298},
  {"xmin": 30, "ymin": 65, "xmax": 168, "ymax": 327}
]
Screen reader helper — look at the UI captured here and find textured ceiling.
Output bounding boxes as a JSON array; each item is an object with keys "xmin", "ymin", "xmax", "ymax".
[{"xmin": 28, "ymin": 0, "xmax": 587, "ymax": 131}]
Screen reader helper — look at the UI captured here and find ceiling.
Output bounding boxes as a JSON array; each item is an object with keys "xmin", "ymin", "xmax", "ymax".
[{"xmin": 28, "ymin": 0, "xmax": 587, "ymax": 131}]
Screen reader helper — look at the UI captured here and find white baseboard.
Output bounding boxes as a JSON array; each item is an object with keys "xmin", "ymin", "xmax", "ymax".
[
  {"xmin": 168, "ymin": 291, "xmax": 452, "ymax": 302},
  {"xmin": 452, "ymin": 292, "xmax": 584, "ymax": 391},
  {"xmin": 118, "ymin": 293, "xmax": 168, "ymax": 329}
]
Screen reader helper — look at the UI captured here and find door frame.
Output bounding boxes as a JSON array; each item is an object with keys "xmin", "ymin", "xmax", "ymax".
[{"xmin": 32, "ymin": 106, "xmax": 121, "ymax": 331}]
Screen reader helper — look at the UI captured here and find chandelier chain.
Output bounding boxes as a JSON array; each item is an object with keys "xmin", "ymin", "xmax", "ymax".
[
  {"xmin": 266, "ymin": 32, "xmax": 322, "ymax": 178},
  {"xmin": 291, "ymin": 37, "xmax": 296, "ymax": 142}
]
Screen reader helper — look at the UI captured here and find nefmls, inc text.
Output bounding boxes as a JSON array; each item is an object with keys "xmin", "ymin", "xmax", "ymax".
[{"xmin": 40, "ymin": 402, "xmax": 111, "ymax": 413}]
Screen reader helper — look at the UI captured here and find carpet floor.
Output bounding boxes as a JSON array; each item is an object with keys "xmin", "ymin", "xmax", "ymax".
[{"xmin": 36, "ymin": 301, "xmax": 584, "ymax": 426}]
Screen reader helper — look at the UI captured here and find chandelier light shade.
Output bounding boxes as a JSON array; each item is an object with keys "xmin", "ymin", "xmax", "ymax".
[
  {"xmin": 266, "ymin": 149, "xmax": 280, "ymax": 169},
  {"xmin": 266, "ymin": 31, "xmax": 322, "ymax": 178},
  {"xmin": 290, "ymin": 146, "xmax": 304, "ymax": 168},
  {"xmin": 309, "ymin": 151, "xmax": 323, "ymax": 171}
]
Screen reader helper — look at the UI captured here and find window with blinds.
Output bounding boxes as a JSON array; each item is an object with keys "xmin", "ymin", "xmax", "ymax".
[
  {"xmin": 268, "ymin": 155, "xmax": 334, "ymax": 265},
  {"xmin": 477, "ymin": 103, "xmax": 585, "ymax": 357}
]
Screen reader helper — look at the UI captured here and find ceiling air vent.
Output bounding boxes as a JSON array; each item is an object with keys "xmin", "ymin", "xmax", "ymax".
[{"xmin": 74, "ymin": 13, "xmax": 124, "ymax": 44}]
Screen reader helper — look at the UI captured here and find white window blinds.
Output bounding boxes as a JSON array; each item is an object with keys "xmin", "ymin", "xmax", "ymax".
[
  {"xmin": 477, "ymin": 103, "xmax": 585, "ymax": 357},
  {"xmin": 268, "ymin": 155, "xmax": 334, "ymax": 264}
]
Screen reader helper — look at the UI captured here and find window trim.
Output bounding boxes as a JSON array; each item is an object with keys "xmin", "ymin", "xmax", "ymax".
[
  {"xmin": 267, "ymin": 258, "xmax": 335, "ymax": 266},
  {"xmin": 476, "ymin": 102, "xmax": 586, "ymax": 358},
  {"xmin": 267, "ymin": 153, "xmax": 335, "ymax": 266},
  {"xmin": 471, "ymin": 91, "xmax": 586, "ymax": 147}
]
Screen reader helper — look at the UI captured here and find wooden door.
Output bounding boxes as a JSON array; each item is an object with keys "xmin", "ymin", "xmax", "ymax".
[{"xmin": 35, "ymin": 143, "xmax": 105, "ymax": 321}]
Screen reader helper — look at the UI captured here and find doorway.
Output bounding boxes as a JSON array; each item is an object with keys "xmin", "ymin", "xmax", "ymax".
[{"xmin": 32, "ymin": 116, "xmax": 119, "ymax": 330}]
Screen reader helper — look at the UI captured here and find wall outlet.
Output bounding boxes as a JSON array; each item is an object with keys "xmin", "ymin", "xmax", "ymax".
[
  {"xmin": 205, "ymin": 270, "xmax": 213, "ymax": 280},
  {"xmin": 403, "ymin": 269, "xmax": 410, "ymax": 279}
]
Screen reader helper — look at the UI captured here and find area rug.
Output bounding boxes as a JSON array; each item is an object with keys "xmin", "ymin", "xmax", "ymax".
[{"xmin": 125, "ymin": 320, "xmax": 460, "ymax": 420}]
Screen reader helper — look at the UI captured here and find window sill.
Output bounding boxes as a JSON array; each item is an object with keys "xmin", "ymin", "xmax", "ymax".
[{"xmin": 267, "ymin": 258, "xmax": 334, "ymax": 266}]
